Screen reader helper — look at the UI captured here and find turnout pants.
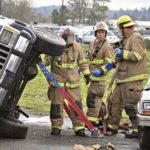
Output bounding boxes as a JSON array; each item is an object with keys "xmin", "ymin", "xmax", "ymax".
[
  {"xmin": 108, "ymin": 80, "xmax": 143, "ymax": 130},
  {"xmin": 86, "ymin": 81, "xmax": 106, "ymax": 123},
  {"xmin": 48, "ymin": 86, "xmax": 84, "ymax": 131}
]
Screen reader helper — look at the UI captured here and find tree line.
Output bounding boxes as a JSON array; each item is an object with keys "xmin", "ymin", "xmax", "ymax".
[
  {"xmin": 0, "ymin": 0, "xmax": 150, "ymax": 25},
  {"xmin": 0, "ymin": 0, "xmax": 110, "ymax": 24},
  {"xmin": 52, "ymin": 0, "xmax": 110, "ymax": 25},
  {"xmin": 109, "ymin": 8, "xmax": 150, "ymax": 21}
]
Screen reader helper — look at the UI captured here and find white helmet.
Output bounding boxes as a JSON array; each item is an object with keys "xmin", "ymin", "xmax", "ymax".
[{"xmin": 94, "ymin": 22, "xmax": 108, "ymax": 36}]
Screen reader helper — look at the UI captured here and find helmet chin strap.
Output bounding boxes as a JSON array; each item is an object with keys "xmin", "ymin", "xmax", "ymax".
[
  {"xmin": 105, "ymin": 31, "xmax": 107, "ymax": 37},
  {"xmin": 121, "ymin": 28, "xmax": 125, "ymax": 37}
]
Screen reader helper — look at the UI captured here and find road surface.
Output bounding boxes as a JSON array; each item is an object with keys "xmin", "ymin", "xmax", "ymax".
[{"xmin": 0, "ymin": 115, "xmax": 140, "ymax": 150}]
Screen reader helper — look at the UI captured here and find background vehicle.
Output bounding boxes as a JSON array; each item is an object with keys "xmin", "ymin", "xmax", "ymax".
[
  {"xmin": 0, "ymin": 16, "xmax": 66, "ymax": 139},
  {"xmin": 82, "ymin": 30, "xmax": 120, "ymax": 44},
  {"xmin": 137, "ymin": 78, "xmax": 150, "ymax": 150}
]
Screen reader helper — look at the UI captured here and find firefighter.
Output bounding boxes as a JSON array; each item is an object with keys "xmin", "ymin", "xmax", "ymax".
[
  {"xmin": 86, "ymin": 22, "xmax": 115, "ymax": 127},
  {"xmin": 42, "ymin": 27, "xmax": 90, "ymax": 136},
  {"xmin": 107, "ymin": 15, "xmax": 148, "ymax": 138}
]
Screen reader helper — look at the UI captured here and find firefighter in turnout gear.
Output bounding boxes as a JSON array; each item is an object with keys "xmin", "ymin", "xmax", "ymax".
[
  {"xmin": 42, "ymin": 28, "xmax": 90, "ymax": 136},
  {"xmin": 107, "ymin": 15, "xmax": 148, "ymax": 138},
  {"xmin": 86, "ymin": 22, "xmax": 115, "ymax": 127}
]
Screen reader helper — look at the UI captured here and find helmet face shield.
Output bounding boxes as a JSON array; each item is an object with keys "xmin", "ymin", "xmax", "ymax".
[
  {"xmin": 61, "ymin": 28, "xmax": 75, "ymax": 45},
  {"xmin": 66, "ymin": 35, "xmax": 75, "ymax": 44}
]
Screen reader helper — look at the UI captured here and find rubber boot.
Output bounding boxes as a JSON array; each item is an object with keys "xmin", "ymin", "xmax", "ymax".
[
  {"xmin": 106, "ymin": 126, "xmax": 118, "ymax": 135},
  {"xmin": 75, "ymin": 129, "xmax": 85, "ymax": 136},
  {"xmin": 51, "ymin": 128, "xmax": 61, "ymax": 135},
  {"xmin": 125, "ymin": 131, "xmax": 138, "ymax": 138}
]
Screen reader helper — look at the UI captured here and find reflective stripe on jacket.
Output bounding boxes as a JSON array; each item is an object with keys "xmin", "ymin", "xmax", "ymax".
[
  {"xmin": 88, "ymin": 39, "xmax": 115, "ymax": 81},
  {"xmin": 115, "ymin": 31, "xmax": 148, "ymax": 83},
  {"xmin": 42, "ymin": 43, "xmax": 90, "ymax": 87}
]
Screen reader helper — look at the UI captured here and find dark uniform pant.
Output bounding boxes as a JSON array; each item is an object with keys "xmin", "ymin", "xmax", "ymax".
[
  {"xmin": 108, "ymin": 80, "xmax": 143, "ymax": 130},
  {"xmin": 48, "ymin": 86, "xmax": 84, "ymax": 130}
]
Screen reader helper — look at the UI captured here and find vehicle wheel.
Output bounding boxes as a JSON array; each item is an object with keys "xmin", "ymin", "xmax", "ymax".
[
  {"xmin": 0, "ymin": 118, "xmax": 28, "ymax": 139},
  {"xmin": 32, "ymin": 26, "xmax": 66, "ymax": 56},
  {"xmin": 139, "ymin": 126, "xmax": 150, "ymax": 149}
]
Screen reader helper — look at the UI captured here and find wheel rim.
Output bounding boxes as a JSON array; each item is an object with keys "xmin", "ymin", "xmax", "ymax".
[{"xmin": 33, "ymin": 27, "xmax": 61, "ymax": 41}]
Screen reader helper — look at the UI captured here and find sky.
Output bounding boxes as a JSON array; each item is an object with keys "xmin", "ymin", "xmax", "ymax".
[{"xmin": 32, "ymin": 0, "xmax": 150, "ymax": 10}]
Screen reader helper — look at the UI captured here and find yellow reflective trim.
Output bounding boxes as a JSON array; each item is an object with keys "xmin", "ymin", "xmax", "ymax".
[
  {"xmin": 87, "ymin": 116, "xmax": 99, "ymax": 122},
  {"xmin": 123, "ymin": 50, "xmax": 129, "ymax": 60},
  {"xmin": 108, "ymin": 124, "xmax": 118, "ymax": 130},
  {"xmin": 66, "ymin": 83, "xmax": 79, "ymax": 88},
  {"xmin": 83, "ymin": 69, "xmax": 90, "ymax": 75},
  {"xmin": 78, "ymin": 59, "xmax": 88, "ymax": 64},
  {"xmin": 133, "ymin": 128, "xmax": 138, "ymax": 132},
  {"xmin": 52, "ymin": 126, "xmax": 62, "ymax": 130},
  {"xmin": 73, "ymin": 126, "xmax": 85, "ymax": 131},
  {"xmin": 99, "ymin": 118, "xmax": 102, "ymax": 121},
  {"xmin": 104, "ymin": 114, "xmax": 109, "ymax": 120},
  {"xmin": 5, "ymin": 25, "xmax": 20, "ymax": 33},
  {"xmin": 59, "ymin": 82, "xmax": 79, "ymax": 88},
  {"xmin": 101, "ymin": 65, "xmax": 108, "ymax": 74},
  {"xmin": 90, "ymin": 75, "xmax": 107, "ymax": 81},
  {"xmin": 54, "ymin": 61, "xmax": 77, "ymax": 69},
  {"xmin": 105, "ymin": 58, "xmax": 113, "ymax": 62},
  {"xmin": 116, "ymin": 74, "xmax": 148, "ymax": 83},
  {"xmin": 90, "ymin": 59, "xmax": 104, "ymax": 65},
  {"xmin": 134, "ymin": 52, "xmax": 142, "ymax": 61}
]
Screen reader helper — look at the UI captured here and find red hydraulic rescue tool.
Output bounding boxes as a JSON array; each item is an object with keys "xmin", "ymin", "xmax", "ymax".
[{"xmin": 38, "ymin": 60, "xmax": 99, "ymax": 137}]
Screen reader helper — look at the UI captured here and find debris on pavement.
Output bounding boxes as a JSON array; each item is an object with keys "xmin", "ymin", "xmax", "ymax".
[{"xmin": 73, "ymin": 142, "xmax": 115, "ymax": 150}]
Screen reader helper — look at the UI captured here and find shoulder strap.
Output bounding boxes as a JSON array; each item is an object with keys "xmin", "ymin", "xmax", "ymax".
[{"xmin": 93, "ymin": 40, "xmax": 106, "ymax": 58}]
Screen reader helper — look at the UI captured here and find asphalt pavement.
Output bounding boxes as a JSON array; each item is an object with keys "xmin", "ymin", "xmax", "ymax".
[{"xmin": 0, "ymin": 115, "xmax": 140, "ymax": 150}]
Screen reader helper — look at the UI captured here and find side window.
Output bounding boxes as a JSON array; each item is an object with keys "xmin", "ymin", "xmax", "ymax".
[
  {"xmin": 85, "ymin": 31, "xmax": 91, "ymax": 36},
  {"xmin": 90, "ymin": 31, "xmax": 94, "ymax": 36}
]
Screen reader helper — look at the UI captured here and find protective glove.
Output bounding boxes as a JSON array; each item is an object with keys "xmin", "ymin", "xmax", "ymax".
[
  {"xmin": 115, "ymin": 48, "xmax": 123, "ymax": 58},
  {"xmin": 105, "ymin": 62, "xmax": 116, "ymax": 71},
  {"xmin": 84, "ymin": 74, "xmax": 91, "ymax": 85},
  {"xmin": 92, "ymin": 69, "xmax": 103, "ymax": 77}
]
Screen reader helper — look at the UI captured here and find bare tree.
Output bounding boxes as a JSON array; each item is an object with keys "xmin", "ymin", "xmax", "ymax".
[
  {"xmin": 68, "ymin": 0, "xmax": 89, "ymax": 24},
  {"xmin": 2, "ymin": 0, "xmax": 32, "ymax": 23},
  {"xmin": 15, "ymin": 0, "xmax": 32, "ymax": 22},
  {"xmin": 68, "ymin": 0, "xmax": 110, "ymax": 25},
  {"xmin": 88, "ymin": 0, "xmax": 110, "ymax": 24}
]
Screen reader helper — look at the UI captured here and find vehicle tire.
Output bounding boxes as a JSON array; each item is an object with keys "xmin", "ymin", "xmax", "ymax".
[
  {"xmin": 32, "ymin": 26, "xmax": 66, "ymax": 56},
  {"xmin": 0, "ymin": 118, "xmax": 28, "ymax": 139},
  {"xmin": 139, "ymin": 126, "xmax": 150, "ymax": 149}
]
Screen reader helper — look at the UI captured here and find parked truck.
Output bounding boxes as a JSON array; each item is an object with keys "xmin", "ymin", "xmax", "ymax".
[
  {"xmin": 137, "ymin": 78, "xmax": 150, "ymax": 150},
  {"xmin": 0, "ymin": 16, "xmax": 66, "ymax": 139}
]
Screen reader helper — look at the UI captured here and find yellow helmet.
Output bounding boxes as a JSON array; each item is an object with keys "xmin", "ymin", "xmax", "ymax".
[{"xmin": 117, "ymin": 15, "xmax": 135, "ymax": 28}]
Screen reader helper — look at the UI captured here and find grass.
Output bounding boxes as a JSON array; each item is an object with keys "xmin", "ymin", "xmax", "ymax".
[{"xmin": 19, "ymin": 44, "xmax": 150, "ymax": 123}]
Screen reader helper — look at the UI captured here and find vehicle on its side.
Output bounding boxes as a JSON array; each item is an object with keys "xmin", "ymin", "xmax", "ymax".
[
  {"xmin": 0, "ymin": 16, "xmax": 66, "ymax": 139},
  {"xmin": 137, "ymin": 78, "xmax": 150, "ymax": 150}
]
